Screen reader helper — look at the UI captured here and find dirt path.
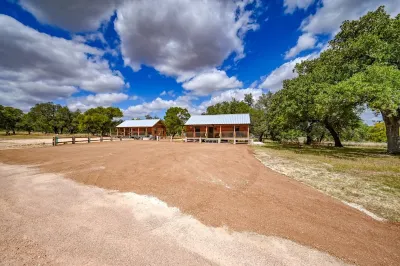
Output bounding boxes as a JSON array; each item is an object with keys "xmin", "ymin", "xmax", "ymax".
[
  {"xmin": 0, "ymin": 141, "xmax": 399, "ymax": 265},
  {"xmin": 0, "ymin": 163, "xmax": 345, "ymax": 265}
]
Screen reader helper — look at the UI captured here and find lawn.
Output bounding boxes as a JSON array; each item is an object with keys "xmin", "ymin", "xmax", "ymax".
[{"xmin": 253, "ymin": 142, "xmax": 400, "ymax": 221}]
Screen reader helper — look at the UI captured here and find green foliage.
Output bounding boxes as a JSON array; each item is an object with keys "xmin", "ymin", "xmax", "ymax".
[
  {"xmin": 206, "ymin": 98, "xmax": 251, "ymax": 115},
  {"xmin": 16, "ymin": 113, "xmax": 35, "ymax": 134},
  {"xmin": 368, "ymin": 122, "xmax": 387, "ymax": 142},
  {"xmin": 164, "ymin": 107, "xmax": 190, "ymax": 137},
  {"xmin": 79, "ymin": 107, "xmax": 123, "ymax": 136},
  {"xmin": 0, "ymin": 106, "xmax": 23, "ymax": 134}
]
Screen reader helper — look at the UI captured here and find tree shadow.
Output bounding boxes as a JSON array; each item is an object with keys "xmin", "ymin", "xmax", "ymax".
[{"xmin": 262, "ymin": 143, "xmax": 396, "ymax": 160}]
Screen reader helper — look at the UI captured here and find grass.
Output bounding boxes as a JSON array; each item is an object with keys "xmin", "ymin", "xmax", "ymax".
[{"xmin": 253, "ymin": 142, "xmax": 400, "ymax": 221}]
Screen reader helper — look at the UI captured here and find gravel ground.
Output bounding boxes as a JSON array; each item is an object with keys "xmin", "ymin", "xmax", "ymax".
[
  {"xmin": 0, "ymin": 141, "xmax": 399, "ymax": 265},
  {"xmin": 0, "ymin": 163, "xmax": 345, "ymax": 265}
]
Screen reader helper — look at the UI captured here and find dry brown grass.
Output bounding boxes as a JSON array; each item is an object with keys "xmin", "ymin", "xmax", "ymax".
[{"xmin": 253, "ymin": 143, "xmax": 400, "ymax": 221}]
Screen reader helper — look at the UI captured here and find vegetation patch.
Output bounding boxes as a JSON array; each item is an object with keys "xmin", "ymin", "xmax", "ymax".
[{"xmin": 253, "ymin": 143, "xmax": 400, "ymax": 221}]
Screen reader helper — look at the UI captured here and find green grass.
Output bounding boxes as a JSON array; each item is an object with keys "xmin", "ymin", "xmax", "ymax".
[{"xmin": 254, "ymin": 142, "xmax": 400, "ymax": 221}]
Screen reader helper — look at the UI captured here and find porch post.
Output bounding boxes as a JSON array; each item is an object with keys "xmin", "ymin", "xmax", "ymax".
[
  {"xmin": 137, "ymin": 127, "xmax": 139, "ymax": 136},
  {"xmin": 124, "ymin": 128, "xmax": 126, "ymax": 136},
  {"xmin": 193, "ymin": 127, "xmax": 195, "ymax": 139},
  {"xmin": 219, "ymin": 125, "xmax": 222, "ymax": 143},
  {"xmin": 205, "ymin": 126, "xmax": 208, "ymax": 139},
  {"xmin": 145, "ymin": 127, "xmax": 148, "ymax": 136},
  {"xmin": 117, "ymin": 128, "xmax": 119, "ymax": 136},
  {"xmin": 233, "ymin": 124, "xmax": 236, "ymax": 145},
  {"xmin": 247, "ymin": 125, "xmax": 250, "ymax": 140}
]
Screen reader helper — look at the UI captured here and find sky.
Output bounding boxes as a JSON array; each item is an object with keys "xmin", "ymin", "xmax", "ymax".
[{"xmin": 1, "ymin": 0, "xmax": 399, "ymax": 124}]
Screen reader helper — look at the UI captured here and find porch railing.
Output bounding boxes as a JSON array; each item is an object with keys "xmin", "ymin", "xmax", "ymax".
[{"xmin": 186, "ymin": 131, "xmax": 248, "ymax": 138}]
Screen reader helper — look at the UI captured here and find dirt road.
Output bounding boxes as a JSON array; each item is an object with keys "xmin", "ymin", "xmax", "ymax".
[
  {"xmin": 0, "ymin": 141, "xmax": 399, "ymax": 265},
  {"xmin": 0, "ymin": 163, "xmax": 344, "ymax": 265}
]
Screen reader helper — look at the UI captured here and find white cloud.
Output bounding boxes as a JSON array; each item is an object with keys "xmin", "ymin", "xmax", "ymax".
[
  {"xmin": 124, "ymin": 87, "xmax": 264, "ymax": 117},
  {"xmin": 259, "ymin": 53, "xmax": 318, "ymax": 92},
  {"xmin": 19, "ymin": 0, "xmax": 122, "ymax": 31},
  {"xmin": 160, "ymin": 90, "xmax": 176, "ymax": 97},
  {"xmin": 285, "ymin": 33, "xmax": 317, "ymax": 59},
  {"xmin": 283, "ymin": 0, "xmax": 315, "ymax": 14},
  {"xmin": 115, "ymin": 0, "xmax": 261, "ymax": 81},
  {"xmin": 123, "ymin": 95, "xmax": 196, "ymax": 118},
  {"xmin": 68, "ymin": 93, "xmax": 128, "ymax": 111},
  {"xmin": 182, "ymin": 69, "xmax": 243, "ymax": 96},
  {"xmin": 285, "ymin": 0, "xmax": 400, "ymax": 57},
  {"xmin": 129, "ymin": 95, "xmax": 139, "ymax": 101},
  {"xmin": 0, "ymin": 15, "xmax": 125, "ymax": 110}
]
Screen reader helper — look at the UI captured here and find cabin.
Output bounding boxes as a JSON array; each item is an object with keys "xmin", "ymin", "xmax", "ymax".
[
  {"xmin": 184, "ymin": 114, "xmax": 251, "ymax": 144},
  {"xmin": 116, "ymin": 119, "xmax": 166, "ymax": 138}
]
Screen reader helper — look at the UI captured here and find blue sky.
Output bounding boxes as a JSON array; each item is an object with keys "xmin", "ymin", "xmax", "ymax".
[{"xmin": 1, "ymin": 0, "xmax": 398, "ymax": 123}]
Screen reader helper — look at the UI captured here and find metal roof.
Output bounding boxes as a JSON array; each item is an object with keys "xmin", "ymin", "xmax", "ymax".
[
  {"xmin": 185, "ymin": 114, "xmax": 250, "ymax": 125},
  {"xmin": 116, "ymin": 119, "xmax": 160, "ymax": 128}
]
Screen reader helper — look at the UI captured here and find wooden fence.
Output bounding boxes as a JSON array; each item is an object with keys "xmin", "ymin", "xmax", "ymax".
[{"xmin": 52, "ymin": 136, "xmax": 121, "ymax": 146}]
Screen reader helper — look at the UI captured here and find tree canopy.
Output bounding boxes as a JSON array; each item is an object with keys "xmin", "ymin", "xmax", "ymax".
[{"xmin": 164, "ymin": 107, "xmax": 190, "ymax": 137}]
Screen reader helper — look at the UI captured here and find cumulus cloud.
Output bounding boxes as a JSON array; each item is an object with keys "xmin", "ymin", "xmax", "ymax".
[
  {"xmin": 67, "ymin": 93, "xmax": 128, "ymax": 111},
  {"xmin": 283, "ymin": 0, "xmax": 315, "ymax": 14},
  {"xmin": 197, "ymin": 88, "xmax": 264, "ymax": 112},
  {"xmin": 285, "ymin": 0, "xmax": 400, "ymax": 58},
  {"xmin": 123, "ymin": 95, "xmax": 197, "ymax": 118},
  {"xmin": 115, "ymin": 0, "xmax": 261, "ymax": 81},
  {"xmin": 259, "ymin": 53, "xmax": 318, "ymax": 92},
  {"xmin": 182, "ymin": 69, "xmax": 243, "ymax": 96},
  {"xmin": 19, "ymin": 0, "xmax": 122, "ymax": 31},
  {"xmin": 0, "ymin": 15, "xmax": 125, "ymax": 110},
  {"xmin": 285, "ymin": 33, "xmax": 317, "ymax": 59}
]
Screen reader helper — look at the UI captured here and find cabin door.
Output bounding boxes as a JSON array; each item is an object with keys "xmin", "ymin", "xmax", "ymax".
[{"xmin": 208, "ymin": 127, "xmax": 214, "ymax": 138}]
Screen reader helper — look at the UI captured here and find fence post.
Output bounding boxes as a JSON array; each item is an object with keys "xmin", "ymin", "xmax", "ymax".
[
  {"xmin": 72, "ymin": 136, "xmax": 75, "ymax": 144},
  {"xmin": 52, "ymin": 136, "xmax": 55, "ymax": 146},
  {"xmin": 100, "ymin": 136, "xmax": 103, "ymax": 142},
  {"xmin": 120, "ymin": 136, "xmax": 122, "ymax": 141},
  {"xmin": 170, "ymin": 136, "xmax": 172, "ymax": 142},
  {"xmin": 110, "ymin": 135, "xmax": 113, "ymax": 141},
  {"xmin": 88, "ymin": 136, "xmax": 91, "ymax": 143},
  {"xmin": 199, "ymin": 136, "xmax": 202, "ymax": 144},
  {"xmin": 55, "ymin": 136, "xmax": 58, "ymax": 146}
]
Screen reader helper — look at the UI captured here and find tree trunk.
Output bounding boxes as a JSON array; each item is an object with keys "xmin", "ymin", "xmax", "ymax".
[
  {"xmin": 324, "ymin": 121, "xmax": 343, "ymax": 147},
  {"xmin": 319, "ymin": 133, "xmax": 325, "ymax": 143},
  {"xmin": 12, "ymin": 129, "xmax": 16, "ymax": 135},
  {"xmin": 382, "ymin": 111, "xmax": 400, "ymax": 154},
  {"xmin": 258, "ymin": 134, "xmax": 263, "ymax": 142},
  {"xmin": 305, "ymin": 122, "xmax": 314, "ymax": 145}
]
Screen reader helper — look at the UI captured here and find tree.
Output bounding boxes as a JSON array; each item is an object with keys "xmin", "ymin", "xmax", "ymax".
[
  {"xmin": 29, "ymin": 102, "xmax": 62, "ymax": 134},
  {"xmin": 368, "ymin": 122, "xmax": 387, "ymax": 142},
  {"xmin": 339, "ymin": 64, "xmax": 400, "ymax": 152},
  {"xmin": 145, "ymin": 114, "xmax": 159, "ymax": 119},
  {"xmin": 164, "ymin": 107, "xmax": 190, "ymax": 137},
  {"xmin": 244, "ymin": 93, "xmax": 254, "ymax": 107},
  {"xmin": 326, "ymin": 6, "xmax": 400, "ymax": 153},
  {"xmin": 17, "ymin": 113, "xmax": 35, "ymax": 134},
  {"xmin": 206, "ymin": 98, "xmax": 251, "ymax": 115},
  {"xmin": 251, "ymin": 93, "xmax": 273, "ymax": 142},
  {"xmin": 80, "ymin": 107, "xmax": 123, "ymax": 136},
  {"xmin": 0, "ymin": 106, "xmax": 23, "ymax": 135}
]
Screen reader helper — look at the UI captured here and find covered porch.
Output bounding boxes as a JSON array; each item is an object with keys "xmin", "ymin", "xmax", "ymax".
[{"xmin": 185, "ymin": 124, "xmax": 250, "ymax": 144}]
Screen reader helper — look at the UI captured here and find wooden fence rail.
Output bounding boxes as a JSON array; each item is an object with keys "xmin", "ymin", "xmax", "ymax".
[{"xmin": 52, "ymin": 136, "xmax": 122, "ymax": 146}]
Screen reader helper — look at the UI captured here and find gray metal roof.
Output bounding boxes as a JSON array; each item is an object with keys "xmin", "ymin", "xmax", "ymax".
[
  {"xmin": 116, "ymin": 119, "xmax": 160, "ymax": 128},
  {"xmin": 185, "ymin": 114, "xmax": 250, "ymax": 125}
]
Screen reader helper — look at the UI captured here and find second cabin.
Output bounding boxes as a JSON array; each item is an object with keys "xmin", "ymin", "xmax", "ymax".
[{"xmin": 184, "ymin": 113, "xmax": 251, "ymax": 144}]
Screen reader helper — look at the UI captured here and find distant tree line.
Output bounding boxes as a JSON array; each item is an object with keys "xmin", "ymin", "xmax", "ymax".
[{"xmin": 0, "ymin": 103, "xmax": 123, "ymax": 136}]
